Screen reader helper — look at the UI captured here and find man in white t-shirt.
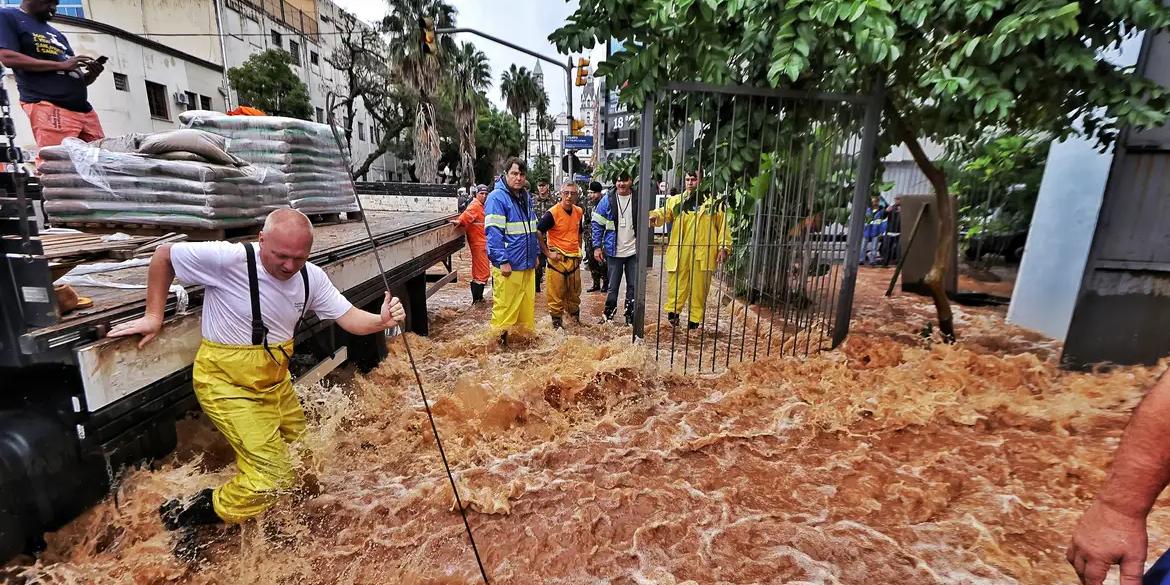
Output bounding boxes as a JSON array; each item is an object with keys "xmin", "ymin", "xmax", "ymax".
[{"xmin": 108, "ymin": 209, "xmax": 405, "ymax": 532}]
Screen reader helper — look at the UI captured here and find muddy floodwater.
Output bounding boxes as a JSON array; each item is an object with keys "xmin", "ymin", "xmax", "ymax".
[{"xmin": 5, "ymin": 261, "xmax": 1170, "ymax": 584}]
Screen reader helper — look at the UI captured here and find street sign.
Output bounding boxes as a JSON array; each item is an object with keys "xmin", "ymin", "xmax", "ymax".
[
  {"xmin": 574, "ymin": 173, "xmax": 591, "ymax": 182},
  {"xmin": 563, "ymin": 135, "xmax": 594, "ymax": 150}
]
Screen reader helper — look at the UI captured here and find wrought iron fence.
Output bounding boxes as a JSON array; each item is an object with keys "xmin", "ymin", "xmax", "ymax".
[{"xmin": 628, "ymin": 81, "xmax": 883, "ymax": 374}]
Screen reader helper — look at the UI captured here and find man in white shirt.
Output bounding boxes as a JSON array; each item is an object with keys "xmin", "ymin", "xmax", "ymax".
[
  {"xmin": 108, "ymin": 209, "xmax": 405, "ymax": 531},
  {"xmin": 591, "ymin": 172, "xmax": 639, "ymax": 325}
]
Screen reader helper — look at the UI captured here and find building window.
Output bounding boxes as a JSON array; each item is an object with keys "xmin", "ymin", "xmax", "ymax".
[
  {"xmin": 371, "ymin": 124, "xmax": 380, "ymax": 144},
  {"xmin": 289, "ymin": 40, "xmax": 301, "ymax": 66},
  {"xmin": 315, "ymin": 107, "xmax": 324, "ymax": 124},
  {"xmin": 184, "ymin": 91, "xmax": 197, "ymax": 111},
  {"xmin": 357, "ymin": 122, "xmax": 365, "ymax": 141},
  {"xmin": 310, "ymin": 51, "xmax": 319, "ymax": 66},
  {"xmin": 200, "ymin": 95, "xmax": 212, "ymax": 111},
  {"xmin": 145, "ymin": 81, "xmax": 168, "ymax": 119},
  {"xmin": 270, "ymin": 30, "xmax": 282, "ymax": 49},
  {"xmin": 112, "ymin": 73, "xmax": 128, "ymax": 91}
]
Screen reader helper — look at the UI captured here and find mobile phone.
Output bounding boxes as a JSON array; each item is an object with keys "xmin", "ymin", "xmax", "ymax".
[{"xmin": 95, "ymin": 56, "xmax": 107, "ymax": 65}]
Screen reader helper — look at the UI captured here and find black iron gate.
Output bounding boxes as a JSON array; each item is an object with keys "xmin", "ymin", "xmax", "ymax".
[{"xmin": 628, "ymin": 81, "xmax": 883, "ymax": 373}]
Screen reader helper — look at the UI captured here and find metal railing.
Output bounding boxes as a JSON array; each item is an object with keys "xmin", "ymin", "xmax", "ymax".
[{"xmin": 629, "ymin": 81, "xmax": 883, "ymax": 373}]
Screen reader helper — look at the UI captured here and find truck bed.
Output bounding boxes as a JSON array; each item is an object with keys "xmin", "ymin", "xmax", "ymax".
[{"xmin": 26, "ymin": 210, "xmax": 455, "ymax": 351}]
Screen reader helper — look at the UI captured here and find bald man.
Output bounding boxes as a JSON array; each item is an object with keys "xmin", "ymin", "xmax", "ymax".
[{"xmin": 109, "ymin": 209, "xmax": 405, "ymax": 531}]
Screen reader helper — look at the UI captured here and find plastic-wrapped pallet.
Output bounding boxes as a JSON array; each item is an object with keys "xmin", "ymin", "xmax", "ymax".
[
  {"xmin": 178, "ymin": 111, "xmax": 358, "ymax": 214},
  {"xmin": 40, "ymin": 137, "xmax": 287, "ymax": 230}
]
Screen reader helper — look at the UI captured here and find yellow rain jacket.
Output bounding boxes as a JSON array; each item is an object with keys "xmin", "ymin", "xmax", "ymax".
[{"xmin": 650, "ymin": 191, "xmax": 732, "ymax": 323}]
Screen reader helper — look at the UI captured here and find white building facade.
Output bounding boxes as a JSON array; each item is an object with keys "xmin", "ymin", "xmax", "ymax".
[{"xmin": 2, "ymin": 0, "xmax": 400, "ymax": 180}]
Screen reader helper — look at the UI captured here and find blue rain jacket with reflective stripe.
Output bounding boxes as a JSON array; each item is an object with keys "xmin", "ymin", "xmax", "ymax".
[
  {"xmin": 484, "ymin": 176, "xmax": 540, "ymax": 270},
  {"xmin": 591, "ymin": 190, "xmax": 638, "ymax": 257}
]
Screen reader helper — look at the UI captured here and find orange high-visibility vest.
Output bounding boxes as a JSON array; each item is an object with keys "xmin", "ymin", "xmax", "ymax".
[{"xmin": 546, "ymin": 204, "xmax": 583, "ymax": 256}]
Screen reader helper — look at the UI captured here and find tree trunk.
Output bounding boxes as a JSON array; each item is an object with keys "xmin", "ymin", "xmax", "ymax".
[
  {"xmin": 457, "ymin": 107, "xmax": 476, "ymax": 186},
  {"xmin": 890, "ymin": 106, "xmax": 956, "ymax": 343},
  {"xmin": 523, "ymin": 112, "xmax": 530, "ymax": 162},
  {"xmin": 414, "ymin": 101, "xmax": 440, "ymax": 183}
]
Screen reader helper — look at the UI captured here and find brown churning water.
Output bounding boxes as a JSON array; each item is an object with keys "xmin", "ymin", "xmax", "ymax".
[{"xmin": 3, "ymin": 267, "xmax": 1168, "ymax": 584}]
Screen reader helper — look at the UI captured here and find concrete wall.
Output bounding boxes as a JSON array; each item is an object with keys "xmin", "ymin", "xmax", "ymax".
[
  {"xmin": 83, "ymin": 0, "xmax": 222, "ymax": 65},
  {"xmin": 1006, "ymin": 33, "xmax": 1146, "ymax": 341}
]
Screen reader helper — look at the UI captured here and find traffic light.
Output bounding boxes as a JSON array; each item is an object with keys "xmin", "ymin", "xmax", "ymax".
[
  {"xmin": 570, "ymin": 117, "xmax": 586, "ymax": 136},
  {"xmin": 575, "ymin": 57, "xmax": 590, "ymax": 87},
  {"xmin": 419, "ymin": 17, "xmax": 437, "ymax": 55}
]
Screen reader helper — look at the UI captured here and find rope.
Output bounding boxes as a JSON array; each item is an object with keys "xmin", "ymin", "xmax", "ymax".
[{"xmin": 324, "ymin": 93, "xmax": 491, "ymax": 584}]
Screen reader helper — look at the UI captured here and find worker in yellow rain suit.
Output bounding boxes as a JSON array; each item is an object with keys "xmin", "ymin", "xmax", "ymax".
[
  {"xmin": 109, "ymin": 209, "xmax": 406, "ymax": 535},
  {"xmin": 650, "ymin": 170, "xmax": 732, "ymax": 329},
  {"xmin": 484, "ymin": 157, "xmax": 541, "ymax": 342},
  {"xmin": 537, "ymin": 180, "xmax": 584, "ymax": 328}
]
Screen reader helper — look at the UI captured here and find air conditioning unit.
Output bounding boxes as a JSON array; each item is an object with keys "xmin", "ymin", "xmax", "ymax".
[{"xmin": 173, "ymin": 92, "xmax": 189, "ymax": 106}]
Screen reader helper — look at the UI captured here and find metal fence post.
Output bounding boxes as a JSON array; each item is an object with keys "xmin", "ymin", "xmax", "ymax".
[
  {"xmin": 832, "ymin": 80, "xmax": 885, "ymax": 346},
  {"xmin": 633, "ymin": 96, "xmax": 656, "ymax": 339}
]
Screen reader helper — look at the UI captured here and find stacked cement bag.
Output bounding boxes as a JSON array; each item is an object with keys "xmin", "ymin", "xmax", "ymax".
[
  {"xmin": 179, "ymin": 112, "xmax": 358, "ymax": 215},
  {"xmin": 40, "ymin": 135, "xmax": 287, "ymax": 230}
]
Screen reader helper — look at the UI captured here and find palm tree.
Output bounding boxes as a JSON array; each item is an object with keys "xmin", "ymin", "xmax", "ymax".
[
  {"xmin": 382, "ymin": 0, "xmax": 456, "ymax": 183},
  {"xmin": 542, "ymin": 111, "xmax": 556, "ymax": 160},
  {"xmin": 501, "ymin": 65, "xmax": 539, "ymax": 161},
  {"xmin": 447, "ymin": 42, "xmax": 490, "ymax": 186},
  {"xmin": 533, "ymin": 86, "xmax": 550, "ymax": 156}
]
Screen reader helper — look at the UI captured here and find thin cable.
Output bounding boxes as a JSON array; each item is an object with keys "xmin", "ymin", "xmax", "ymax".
[{"xmin": 324, "ymin": 96, "xmax": 491, "ymax": 585}]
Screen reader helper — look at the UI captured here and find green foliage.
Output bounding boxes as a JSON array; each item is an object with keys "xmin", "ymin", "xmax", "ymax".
[
  {"xmin": 447, "ymin": 41, "xmax": 492, "ymax": 185},
  {"xmin": 947, "ymin": 133, "xmax": 1048, "ymax": 240},
  {"xmin": 529, "ymin": 154, "xmax": 553, "ymax": 186},
  {"xmin": 226, "ymin": 49, "xmax": 312, "ymax": 119},
  {"xmin": 594, "ymin": 155, "xmax": 640, "ymax": 183},
  {"xmin": 475, "ymin": 105, "xmax": 524, "ymax": 184},
  {"xmin": 551, "ymin": 0, "xmax": 1170, "ymax": 151}
]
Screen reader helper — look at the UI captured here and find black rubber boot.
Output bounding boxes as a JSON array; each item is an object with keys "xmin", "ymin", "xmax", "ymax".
[
  {"xmin": 667, "ymin": 312, "xmax": 680, "ymax": 327},
  {"xmin": 688, "ymin": 321, "xmax": 701, "ymax": 330},
  {"xmin": 602, "ymin": 305, "xmax": 617, "ymax": 323},
  {"xmin": 624, "ymin": 300, "xmax": 635, "ymax": 326},
  {"xmin": 470, "ymin": 282, "xmax": 485, "ymax": 303},
  {"xmin": 570, "ymin": 311, "xmax": 581, "ymax": 324},
  {"xmin": 551, "ymin": 316, "xmax": 563, "ymax": 329},
  {"xmin": 160, "ymin": 488, "xmax": 221, "ymax": 531}
]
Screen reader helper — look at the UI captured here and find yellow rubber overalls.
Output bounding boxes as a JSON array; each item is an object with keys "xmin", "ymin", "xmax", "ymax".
[
  {"xmin": 650, "ymin": 192, "xmax": 732, "ymax": 323},
  {"xmin": 192, "ymin": 243, "xmax": 309, "ymax": 524}
]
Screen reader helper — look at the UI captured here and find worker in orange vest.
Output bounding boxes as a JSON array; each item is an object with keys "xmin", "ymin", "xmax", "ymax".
[
  {"xmin": 536, "ymin": 180, "xmax": 584, "ymax": 328},
  {"xmin": 451, "ymin": 183, "xmax": 490, "ymax": 303}
]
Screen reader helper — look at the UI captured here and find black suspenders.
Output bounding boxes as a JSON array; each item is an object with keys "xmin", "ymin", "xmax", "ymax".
[{"xmin": 242, "ymin": 243, "xmax": 309, "ymax": 361}]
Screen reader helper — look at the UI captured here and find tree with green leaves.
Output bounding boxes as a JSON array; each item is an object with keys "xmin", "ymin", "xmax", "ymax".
[
  {"xmin": 553, "ymin": 0, "xmax": 1170, "ymax": 341},
  {"xmin": 529, "ymin": 153, "xmax": 553, "ymax": 186},
  {"xmin": 226, "ymin": 49, "xmax": 312, "ymax": 120},
  {"xmin": 382, "ymin": 0, "xmax": 456, "ymax": 183},
  {"xmin": 474, "ymin": 104, "xmax": 524, "ymax": 184},
  {"xmin": 447, "ymin": 41, "xmax": 492, "ymax": 186},
  {"xmin": 500, "ymin": 64, "xmax": 539, "ymax": 161}
]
